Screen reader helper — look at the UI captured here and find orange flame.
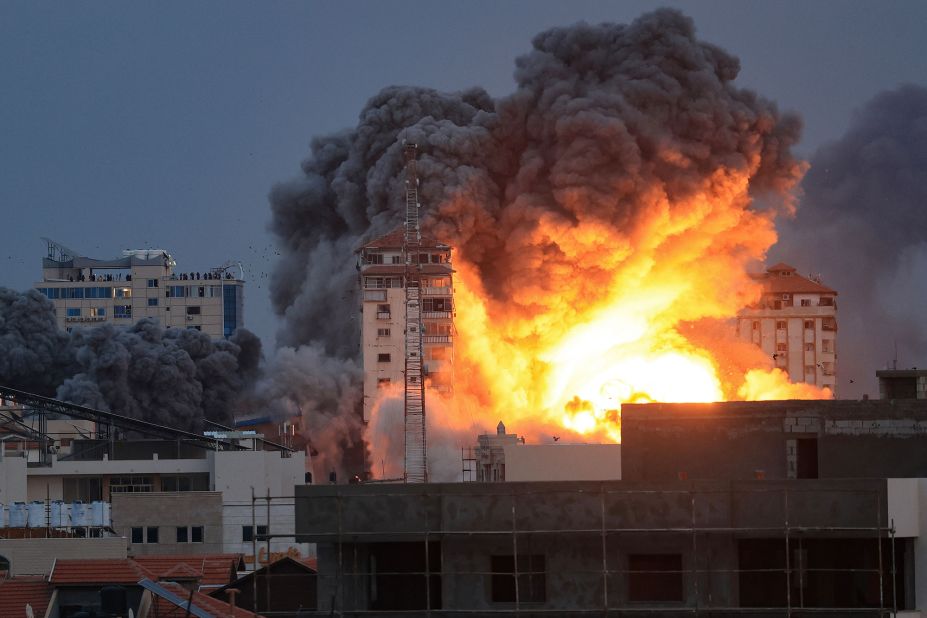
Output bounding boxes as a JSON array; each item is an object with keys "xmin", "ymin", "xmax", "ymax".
[{"xmin": 440, "ymin": 179, "xmax": 829, "ymax": 444}]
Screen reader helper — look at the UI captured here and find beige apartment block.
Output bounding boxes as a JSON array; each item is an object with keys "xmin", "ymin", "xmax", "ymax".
[
  {"xmin": 357, "ymin": 228, "xmax": 455, "ymax": 421},
  {"xmin": 737, "ymin": 263, "xmax": 838, "ymax": 394},
  {"xmin": 111, "ymin": 491, "xmax": 224, "ymax": 556},
  {"xmin": 34, "ymin": 239, "xmax": 244, "ymax": 339}
]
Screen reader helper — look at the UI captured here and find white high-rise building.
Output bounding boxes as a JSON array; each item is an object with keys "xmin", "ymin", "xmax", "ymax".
[
  {"xmin": 34, "ymin": 239, "xmax": 244, "ymax": 339},
  {"xmin": 357, "ymin": 227, "xmax": 454, "ymax": 421},
  {"xmin": 736, "ymin": 263, "xmax": 838, "ymax": 393}
]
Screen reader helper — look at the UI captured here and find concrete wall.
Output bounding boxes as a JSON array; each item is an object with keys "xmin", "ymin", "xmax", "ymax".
[
  {"xmin": 297, "ymin": 479, "xmax": 889, "ymax": 613},
  {"xmin": 210, "ymin": 450, "xmax": 311, "ymax": 567},
  {"xmin": 0, "ymin": 537, "xmax": 127, "ymax": 575},
  {"xmin": 111, "ymin": 491, "xmax": 223, "ymax": 555},
  {"xmin": 503, "ymin": 444, "xmax": 621, "ymax": 481},
  {"xmin": 622, "ymin": 399, "xmax": 927, "ymax": 481},
  {"xmin": 0, "ymin": 454, "xmax": 27, "ymax": 504}
]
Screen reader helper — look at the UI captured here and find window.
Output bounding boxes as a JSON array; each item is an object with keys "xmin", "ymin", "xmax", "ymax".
[
  {"xmin": 377, "ymin": 328, "xmax": 391, "ymax": 337},
  {"xmin": 776, "ymin": 321, "xmax": 786, "ymax": 330},
  {"xmin": 822, "ymin": 318, "xmax": 837, "ymax": 331},
  {"xmin": 804, "ymin": 320, "xmax": 814, "ymax": 329},
  {"xmin": 628, "ymin": 554, "xmax": 683, "ymax": 602},
  {"xmin": 115, "ymin": 287, "xmax": 132, "ymax": 298},
  {"xmin": 148, "ymin": 298, "xmax": 158, "ymax": 307},
  {"xmin": 146, "ymin": 527, "xmax": 159, "ymax": 544},
  {"xmin": 805, "ymin": 343, "xmax": 814, "ymax": 352},
  {"xmin": 89, "ymin": 307, "xmax": 105, "ymax": 317},
  {"xmin": 377, "ymin": 353, "xmax": 391, "ymax": 363},
  {"xmin": 822, "ymin": 339, "xmax": 833, "ymax": 353},
  {"xmin": 751, "ymin": 321, "xmax": 759, "ymax": 331},
  {"xmin": 777, "ymin": 343, "xmax": 787, "ymax": 352},
  {"xmin": 167, "ymin": 285, "xmax": 186, "ymax": 298},
  {"xmin": 186, "ymin": 306, "xmax": 201, "ymax": 315},
  {"xmin": 429, "ymin": 347, "xmax": 448, "ymax": 361},
  {"xmin": 147, "ymin": 279, "xmax": 159, "ymax": 288},
  {"xmin": 109, "ymin": 475, "xmax": 153, "ymax": 497},
  {"xmin": 365, "ymin": 252, "xmax": 384, "ymax": 264},
  {"xmin": 377, "ymin": 304, "xmax": 390, "ymax": 319},
  {"xmin": 800, "ymin": 299, "xmax": 812, "ymax": 306},
  {"xmin": 114, "ymin": 305, "xmax": 132, "ymax": 319},
  {"xmin": 390, "ymin": 255, "xmax": 402, "ymax": 264},
  {"xmin": 805, "ymin": 365, "xmax": 816, "ymax": 375},
  {"xmin": 423, "ymin": 297, "xmax": 452, "ymax": 312},
  {"xmin": 378, "ymin": 378, "xmax": 391, "ymax": 388},
  {"xmin": 242, "ymin": 525, "xmax": 268, "ymax": 542},
  {"xmin": 176, "ymin": 526, "xmax": 189, "ymax": 543},
  {"xmin": 66, "ymin": 307, "xmax": 81, "ymax": 317},
  {"xmin": 191, "ymin": 526, "xmax": 203, "ymax": 543},
  {"xmin": 491, "ymin": 555, "xmax": 546, "ymax": 603},
  {"xmin": 131, "ymin": 527, "xmax": 143, "ymax": 543}
]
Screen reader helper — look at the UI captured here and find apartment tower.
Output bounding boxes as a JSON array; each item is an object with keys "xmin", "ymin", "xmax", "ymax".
[
  {"xmin": 358, "ymin": 228, "xmax": 454, "ymax": 421},
  {"xmin": 736, "ymin": 263, "xmax": 837, "ymax": 393}
]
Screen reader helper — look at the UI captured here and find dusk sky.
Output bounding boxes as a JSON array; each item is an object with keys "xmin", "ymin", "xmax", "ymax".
[{"xmin": 3, "ymin": 0, "xmax": 926, "ymax": 349}]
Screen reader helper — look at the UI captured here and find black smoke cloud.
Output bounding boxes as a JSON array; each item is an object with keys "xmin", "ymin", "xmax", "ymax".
[
  {"xmin": 0, "ymin": 288, "xmax": 261, "ymax": 429},
  {"xmin": 270, "ymin": 9, "xmax": 803, "ymax": 351},
  {"xmin": 266, "ymin": 9, "xmax": 805, "ymax": 476},
  {"xmin": 774, "ymin": 84, "xmax": 927, "ymax": 397}
]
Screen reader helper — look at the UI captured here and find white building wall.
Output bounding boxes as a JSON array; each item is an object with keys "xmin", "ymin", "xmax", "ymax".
[
  {"xmin": 503, "ymin": 444, "xmax": 622, "ymax": 482},
  {"xmin": 209, "ymin": 450, "xmax": 311, "ymax": 568},
  {"xmin": 0, "ymin": 455, "xmax": 27, "ymax": 504}
]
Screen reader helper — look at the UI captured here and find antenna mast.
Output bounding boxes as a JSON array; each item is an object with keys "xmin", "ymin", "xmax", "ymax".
[{"xmin": 402, "ymin": 142, "xmax": 427, "ymax": 483}]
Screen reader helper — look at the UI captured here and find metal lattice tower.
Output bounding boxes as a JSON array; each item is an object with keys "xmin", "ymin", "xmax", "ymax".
[{"xmin": 403, "ymin": 142, "xmax": 427, "ymax": 483}]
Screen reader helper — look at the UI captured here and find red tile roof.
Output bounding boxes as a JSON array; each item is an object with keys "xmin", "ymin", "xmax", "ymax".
[
  {"xmin": 359, "ymin": 226, "xmax": 449, "ymax": 250},
  {"xmin": 754, "ymin": 263, "xmax": 837, "ymax": 295},
  {"xmin": 152, "ymin": 581, "xmax": 262, "ymax": 617},
  {"xmin": 133, "ymin": 554, "xmax": 243, "ymax": 587},
  {"xmin": 0, "ymin": 576, "xmax": 54, "ymax": 618},
  {"xmin": 49, "ymin": 559, "xmax": 155, "ymax": 586}
]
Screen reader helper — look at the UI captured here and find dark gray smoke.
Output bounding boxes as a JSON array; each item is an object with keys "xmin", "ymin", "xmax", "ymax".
[
  {"xmin": 0, "ymin": 287, "xmax": 262, "ymax": 430},
  {"xmin": 0, "ymin": 288, "xmax": 75, "ymax": 395},
  {"xmin": 266, "ymin": 9, "xmax": 804, "ymax": 474},
  {"xmin": 774, "ymin": 84, "xmax": 927, "ymax": 397}
]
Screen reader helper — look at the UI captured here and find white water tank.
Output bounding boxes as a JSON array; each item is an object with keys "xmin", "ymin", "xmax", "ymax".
[
  {"xmin": 91, "ymin": 501, "xmax": 105, "ymax": 526},
  {"xmin": 27, "ymin": 501, "xmax": 45, "ymax": 528},
  {"xmin": 50, "ymin": 501, "xmax": 67, "ymax": 527},
  {"xmin": 9, "ymin": 502, "xmax": 26, "ymax": 527},
  {"xmin": 0, "ymin": 503, "xmax": 6, "ymax": 528},
  {"xmin": 103, "ymin": 501, "xmax": 111, "ymax": 527},
  {"xmin": 71, "ymin": 501, "xmax": 88, "ymax": 526}
]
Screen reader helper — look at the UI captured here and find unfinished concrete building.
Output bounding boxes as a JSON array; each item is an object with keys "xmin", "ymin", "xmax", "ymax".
[
  {"xmin": 295, "ymin": 396, "xmax": 927, "ymax": 615},
  {"xmin": 737, "ymin": 263, "xmax": 837, "ymax": 393},
  {"xmin": 357, "ymin": 228, "xmax": 454, "ymax": 422}
]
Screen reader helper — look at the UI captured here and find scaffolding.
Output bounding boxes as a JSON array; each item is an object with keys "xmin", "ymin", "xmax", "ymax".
[
  {"xmin": 291, "ymin": 482, "xmax": 905, "ymax": 617},
  {"xmin": 402, "ymin": 142, "xmax": 427, "ymax": 484}
]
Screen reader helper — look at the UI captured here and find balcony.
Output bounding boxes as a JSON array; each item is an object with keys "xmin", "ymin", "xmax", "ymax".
[
  {"xmin": 364, "ymin": 290, "xmax": 387, "ymax": 302},
  {"xmin": 65, "ymin": 316, "xmax": 106, "ymax": 323},
  {"xmin": 422, "ymin": 311, "xmax": 452, "ymax": 320},
  {"xmin": 376, "ymin": 312, "xmax": 391, "ymax": 320},
  {"xmin": 422, "ymin": 286, "xmax": 451, "ymax": 296},
  {"xmin": 423, "ymin": 335, "xmax": 452, "ymax": 343}
]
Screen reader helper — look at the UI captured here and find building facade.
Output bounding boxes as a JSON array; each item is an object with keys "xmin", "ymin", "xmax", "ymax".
[
  {"xmin": 737, "ymin": 262, "xmax": 837, "ymax": 393},
  {"xmin": 34, "ymin": 239, "xmax": 244, "ymax": 339},
  {"xmin": 357, "ymin": 228, "xmax": 454, "ymax": 421}
]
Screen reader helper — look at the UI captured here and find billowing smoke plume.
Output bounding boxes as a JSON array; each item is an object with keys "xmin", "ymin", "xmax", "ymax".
[
  {"xmin": 775, "ymin": 84, "xmax": 927, "ymax": 397},
  {"xmin": 0, "ymin": 288, "xmax": 75, "ymax": 395},
  {"xmin": 0, "ymin": 287, "xmax": 261, "ymax": 429},
  {"xmin": 268, "ymin": 8, "xmax": 807, "ymax": 478}
]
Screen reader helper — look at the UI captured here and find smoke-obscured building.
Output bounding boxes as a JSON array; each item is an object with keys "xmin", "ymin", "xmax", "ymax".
[
  {"xmin": 33, "ymin": 238, "xmax": 244, "ymax": 339},
  {"xmin": 737, "ymin": 263, "xmax": 837, "ymax": 393},
  {"xmin": 357, "ymin": 228, "xmax": 454, "ymax": 421}
]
